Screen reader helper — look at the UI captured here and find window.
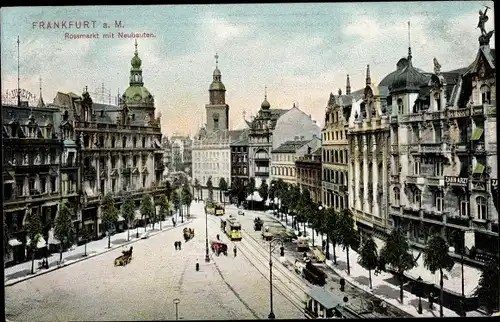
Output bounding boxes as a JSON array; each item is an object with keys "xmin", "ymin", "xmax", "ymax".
[
  {"xmin": 459, "ymin": 196, "xmax": 470, "ymax": 217},
  {"xmin": 435, "ymin": 126, "xmax": 442, "ymax": 143},
  {"xmin": 413, "ymin": 189, "xmax": 421, "ymax": 207},
  {"xmin": 100, "ymin": 179, "xmax": 105, "ymax": 195},
  {"xmin": 476, "ymin": 196, "xmax": 488, "ymax": 220},
  {"xmin": 29, "ymin": 177, "xmax": 36, "ymax": 191},
  {"xmin": 122, "ymin": 136, "xmax": 127, "ymax": 148},
  {"xmin": 480, "ymin": 85, "xmax": 491, "ymax": 104},
  {"xmin": 50, "ymin": 177, "xmax": 57, "ymax": 192},
  {"xmin": 434, "ymin": 161, "xmax": 443, "ymax": 176},
  {"xmin": 414, "ymin": 161, "xmax": 420, "ymax": 175},
  {"xmin": 434, "ymin": 191, "xmax": 444, "ymax": 212},
  {"xmin": 112, "ymin": 179, "xmax": 116, "ymax": 192},
  {"xmin": 133, "ymin": 137, "xmax": 137, "ymax": 148},
  {"xmin": 111, "ymin": 136, "xmax": 116, "ymax": 148},
  {"xmin": 142, "ymin": 176, "xmax": 146, "ymax": 187},
  {"xmin": 394, "ymin": 188, "xmax": 400, "ymax": 206},
  {"xmin": 40, "ymin": 177, "xmax": 46, "ymax": 193},
  {"xmin": 397, "ymin": 98, "xmax": 404, "ymax": 114},
  {"xmin": 16, "ymin": 179, "xmax": 24, "ymax": 196},
  {"xmin": 142, "ymin": 137, "xmax": 146, "ymax": 148},
  {"xmin": 434, "ymin": 93, "xmax": 441, "ymax": 111}
]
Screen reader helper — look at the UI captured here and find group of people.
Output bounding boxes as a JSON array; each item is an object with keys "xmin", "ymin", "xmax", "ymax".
[{"xmin": 174, "ymin": 241, "xmax": 182, "ymax": 250}]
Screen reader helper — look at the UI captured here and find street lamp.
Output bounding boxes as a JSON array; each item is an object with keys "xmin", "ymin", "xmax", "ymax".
[
  {"xmin": 416, "ymin": 276, "xmax": 423, "ymax": 314},
  {"xmin": 205, "ymin": 206, "xmax": 210, "ymax": 263},
  {"xmin": 314, "ymin": 205, "xmax": 323, "ymax": 247},
  {"xmin": 173, "ymin": 298, "xmax": 180, "ymax": 320},
  {"xmin": 268, "ymin": 237, "xmax": 284, "ymax": 319}
]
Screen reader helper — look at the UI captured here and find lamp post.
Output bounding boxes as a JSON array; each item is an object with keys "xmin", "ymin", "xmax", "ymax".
[
  {"xmin": 315, "ymin": 205, "xmax": 323, "ymax": 247},
  {"xmin": 450, "ymin": 230, "xmax": 467, "ymax": 317},
  {"xmin": 173, "ymin": 298, "xmax": 180, "ymax": 320},
  {"xmin": 416, "ymin": 276, "xmax": 423, "ymax": 314},
  {"xmin": 205, "ymin": 206, "xmax": 210, "ymax": 263},
  {"xmin": 268, "ymin": 237, "xmax": 284, "ymax": 319}
]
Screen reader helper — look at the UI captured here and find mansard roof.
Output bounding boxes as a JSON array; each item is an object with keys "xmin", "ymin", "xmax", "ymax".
[{"xmin": 272, "ymin": 140, "xmax": 310, "ymax": 153}]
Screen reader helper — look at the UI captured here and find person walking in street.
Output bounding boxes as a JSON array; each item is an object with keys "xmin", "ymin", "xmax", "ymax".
[
  {"xmin": 178, "ymin": 241, "xmax": 182, "ymax": 250},
  {"xmin": 429, "ymin": 292, "xmax": 434, "ymax": 309},
  {"xmin": 233, "ymin": 245, "xmax": 237, "ymax": 257},
  {"xmin": 174, "ymin": 241, "xmax": 178, "ymax": 250}
]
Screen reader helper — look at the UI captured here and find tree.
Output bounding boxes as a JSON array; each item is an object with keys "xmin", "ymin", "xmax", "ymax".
[
  {"xmin": 4, "ymin": 219, "xmax": 10, "ymax": 266},
  {"xmin": 194, "ymin": 178, "xmax": 200, "ymax": 200},
  {"xmin": 324, "ymin": 208, "xmax": 340, "ymax": 263},
  {"xmin": 336, "ymin": 209, "xmax": 360, "ymax": 275},
  {"xmin": 54, "ymin": 202, "xmax": 73, "ymax": 263},
  {"xmin": 218, "ymin": 177, "xmax": 228, "ymax": 205},
  {"xmin": 101, "ymin": 193, "xmax": 119, "ymax": 249},
  {"xmin": 80, "ymin": 225, "xmax": 92, "ymax": 257},
  {"xmin": 379, "ymin": 229, "xmax": 416, "ymax": 303},
  {"xmin": 246, "ymin": 177, "xmax": 256, "ymax": 209},
  {"xmin": 121, "ymin": 193, "xmax": 135, "ymax": 241},
  {"xmin": 140, "ymin": 194, "xmax": 155, "ymax": 230},
  {"xmin": 258, "ymin": 181, "xmax": 269, "ymax": 204},
  {"xmin": 474, "ymin": 257, "xmax": 500, "ymax": 314},
  {"xmin": 358, "ymin": 236, "xmax": 378, "ymax": 289},
  {"xmin": 165, "ymin": 180, "xmax": 173, "ymax": 200},
  {"xmin": 423, "ymin": 235, "xmax": 455, "ymax": 317},
  {"xmin": 26, "ymin": 209, "xmax": 42, "ymax": 274},
  {"xmin": 158, "ymin": 194, "xmax": 171, "ymax": 229},
  {"xmin": 207, "ymin": 176, "xmax": 214, "ymax": 202},
  {"xmin": 181, "ymin": 184, "xmax": 193, "ymax": 220},
  {"xmin": 171, "ymin": 189, "xmax": 181, "ymax": 221},
  {"xmin": 268, "ymin": 179, "xmax": 277, "ymax": 210}
]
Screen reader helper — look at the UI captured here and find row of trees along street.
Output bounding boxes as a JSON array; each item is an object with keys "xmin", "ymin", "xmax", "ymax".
[
  {"xmin": 193, "ymin": 177, "xmax": 229, "ymax": 205},
  {"xmin": 3, "ymin": 180, "xmax": 194, "ymax": 274},
  {"xmin": 222, "ymin": 177, "xmax": 499, "ymax": 315}
]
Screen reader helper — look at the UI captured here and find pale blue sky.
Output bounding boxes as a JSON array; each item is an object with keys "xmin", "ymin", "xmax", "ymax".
[{"xmin": 1, "ymin": 2, "xmax": 495, "ymax": 136}]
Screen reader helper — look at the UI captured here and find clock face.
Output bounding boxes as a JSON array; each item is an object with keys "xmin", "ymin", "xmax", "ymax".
[{"xmin": 134, "ymin": 94, "xmax": 141, "ymax": 101}]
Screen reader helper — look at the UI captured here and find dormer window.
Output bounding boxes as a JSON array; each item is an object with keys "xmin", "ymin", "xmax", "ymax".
[
  {"xmin": 397, "ymin": 98, "xmax": 404, "ymax": 114},
  {"xmin": 434, "ymin": 92, "xmax": 441, "ymax": 111},
  {"xmin": 480, "ymin": 85, "xmax": 491, "ymax": 104},
  {"xmin": 100, "ymin": 110, "xmax": 104, "ymax": 117}
]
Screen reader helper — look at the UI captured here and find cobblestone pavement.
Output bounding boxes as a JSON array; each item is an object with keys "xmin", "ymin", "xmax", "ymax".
[{"xmin": 5, "ymin": 203, "xmax": 303, "ymax": 321}]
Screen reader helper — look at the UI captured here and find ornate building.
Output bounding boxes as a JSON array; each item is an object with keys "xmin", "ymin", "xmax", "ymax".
[
  {"xmin": 347, "ymin": 65, "xmax": 391, "ymax": 240},
  {"xmin": 170, "ymin": 134, "xmax": 192, "ymax": 174},
  {"xmin": 192, "ymin": 55, "xmax": 244, "ymax": 199},
  {"xmin": 389, "ymin": 21, "xmax": 498, "ymax": 264},
  {"xmin": 52, "ymin": 40, "xmax": 165, "ymax": 239},
  {"xmin": 161, "ymin": 136, "xmax": 173, "ymax": 180},
  {"xmin": 321, "ymin": 77, "xmax": 363, "ymax": 209},
  {"xmin": 296, "ymin": 146, "xmax": 322, "ymax": 204},
  {"xmin": 230, "ymin": 129, "xmax": 250, "ymax": 187}
]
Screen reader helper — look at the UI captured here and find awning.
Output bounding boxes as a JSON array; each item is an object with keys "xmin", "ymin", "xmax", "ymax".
[
  {"xmin": 154, "ymin": 139, "xmax": 161, "ymax": 149},
  {"xmin": 473, "ymin": 163, "xmax": 485, "ymax": 174},
  {"xmin": 134, "ymin": 209, "xmax": 142, "ymax": 220},
  {"xmin": 84, "ymin": 219, "xmax": 95, "ymax": 225},
  {"xmin": 4, "ymin": 207, "xmax": 27, "ymax": 213},
  {"xmin": 8, "ymin": 239, "xmax": 22, "ymax": 247},
  {"xmin": 26, "ymin": 236, "xmax": 47, "ymax": 249},
  {"xmin": 42, "ymin": 201, "xmax": 59, "ymax": 207},
  {"xmin": 48, "ymin": 229, "xmax": 61, "ymax": 245},
  {"xmin": 118, "ymin": 215, "xmax": 125, "ymax": 222},
  {"xmin": 63, "ymin": 139, "xmax": 76, "ymax": 147},
  {"xmin": 471, "ymin": 128, "xmax": 484, "ymax": 140},
  {"xmin": 246, "ymin": 191, "xmax": 263, "ymax": 202}
]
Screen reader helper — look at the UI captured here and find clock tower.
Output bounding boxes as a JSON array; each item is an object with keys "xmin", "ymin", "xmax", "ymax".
[{"xmin": 205, "ymin": 53, "xmax": 229, "ymax": 132}]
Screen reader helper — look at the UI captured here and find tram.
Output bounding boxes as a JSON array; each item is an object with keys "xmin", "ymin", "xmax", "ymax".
[
  {"xmin": 304, "ymin": 286, "xmax": 344, "ymax": 319},
  {"xmin": 223, "ymin": 218, "xmax": 242, "ymax": 241},
  {"xmin": 206, "ymin": 202, "xmax": 225, "ymax": 216}
]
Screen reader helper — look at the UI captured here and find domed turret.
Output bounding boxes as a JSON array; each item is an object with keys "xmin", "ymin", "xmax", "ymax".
[
  {"xmin": 131, "ymin": 53, "xmax": 142, "ymax": 69},
  {"xmin": 389, "ymin": 48, "xmax": 427, "ymax": 93},
  {"xmin": 122, "ymin": 40, "xmax": 155, "ymax": 109},
  {"xmin": 261, "ymin": 86, "xmax": 270, "ymax": 109}
]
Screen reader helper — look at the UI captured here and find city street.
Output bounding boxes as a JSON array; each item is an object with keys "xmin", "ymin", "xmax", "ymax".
[{"xmin": 5, "ymin": 202, "xmax": 303, "ymax": 321}]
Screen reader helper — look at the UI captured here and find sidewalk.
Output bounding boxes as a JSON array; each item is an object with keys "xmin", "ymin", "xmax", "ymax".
[
  {"xmin": 260, "ymin": 210, "xmax": 486, "ymax": 318},
  {"xmin": 5, "ymin": 217, "xmax": 192, "ymax": 287}
]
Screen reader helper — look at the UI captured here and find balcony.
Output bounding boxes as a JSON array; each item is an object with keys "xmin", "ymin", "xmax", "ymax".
[
  {"xmin": 61, "ymin": 161, "xmax": 78, "ymax": 169},
  {"xmin": 408, "ymin": 114, "xmax": 423, "ymax": 122},
  {"xmin": 430, "ymin": 111, "xmax": 446, "ymax": 120},
  {"xmin": 454, "ymin": 143, "xmax": 468, "ymax": 153},
  {"xmin": 448, "ymin": 108, "xmax": 470, "ymax": 118},
  {"xmin": 390, "ymin": 174, "xmax": 400, "ymax": 183},
  {"xmin": 426, "ymin": 177, "xmax": 443, "ymax": 187},
  {"xmin": 255, "ymin": 171, "xmax": 269, "ymax": 177},
  {"xmin": 120, "ymin": 167, "xmax": 131, "ymax": 175},
  {"xmin": 390, "ymin": 116, "xmax": 398, "ymax": 124},
  {"xmin": 470, "ymin": 179, "xmax": 487, "ymax": 191},
  {"xmin": 406, "ymin": 175, "xmax": 418, "ymax": 184},
  {"xmin": 472, "ymin": 105, "xmax": 484, "ymax": 116},
  {"xmin": 474, "ymin": 143, "xmax": 486, "ymax": 155}
]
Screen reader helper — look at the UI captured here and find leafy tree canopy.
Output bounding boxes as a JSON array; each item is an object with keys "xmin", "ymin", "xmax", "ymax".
[
  {"xmin": 171, "ymin": 190, "xmax": 181, "ymax": 209},
  {"xmin": 26, "ymin": 209, "xmax": 42, "ymax": 247},
  {"xmin": 54, "ymin": 202, "xmax": 73, "ymax": 243},
  {"xmin": 121, "ymin": 193, "xmax": 136, "ymax": 225},
  {"xmin": 423, "ymin": 235, "xmax": 455, "ymax": 274},
  {"xmin": 101, "ymin": 193, "xmax": 119, "ymax": 227},
  {"xmin": 474, "ymin": 257, "xmax": 500, "ymax": 313},
  {"xmin": 259, "ymin": 181, "xmax": 269, "ymax": 202},
  {"xmin": 379, "ymin": 229, "xmax": 415, "ymax": 274},
  {"xmin": 219, "ymin": 177, "xmax": 228, "ymax": 191},
  {"xmin": 140, "ymin": 194, "xmax": 155, "ymax": 219},
  {"xmin": 359, "ymin": 236, "xmax": 379, "ymax": 271}
]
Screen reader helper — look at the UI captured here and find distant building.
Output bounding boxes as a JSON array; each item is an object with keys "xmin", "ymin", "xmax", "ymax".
[
  {"xmin": 161, "ymin": 136, "xmax": 173, "ymax": 179},
  {"xmin": 230, "ymin": 129, "xmax": 250, "ymax": 187},
  {"xmin": 170, "ymin": 134, "xmax": 192, "ymax": 175},
  {"xmin": 271, "ymin": 136, "xmax": 321, "ymax": 186},
  {"xmin": 296, "ymin": 146, "xmax": 323, "ymax": 204},
  {"xmin": 191, "ymin": 55, "xmax": 244, "ymax": 200}
]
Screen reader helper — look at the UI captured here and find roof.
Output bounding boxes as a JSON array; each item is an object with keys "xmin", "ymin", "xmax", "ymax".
[
  {"xmin": 390, "ymin": 57, "xmax": 429, "ymax": 93},
  {"xmin": 231, "ymin": 135, "xmax": 249, "ymax": 146},
  {"xmin": 272, "ymin": 140, "xmax": 310, "ymax": 153},
  {"xmin": 308, "ymin": 286, "xmax": 342, "ymax": 309}
]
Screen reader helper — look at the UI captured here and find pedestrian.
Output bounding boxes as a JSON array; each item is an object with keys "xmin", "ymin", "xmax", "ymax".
[
  {"xmin": 174, "ymin": 241, "xmax": 178, "ymax": 250},
  {"xmin": 233, "ymin": 245, "xmax": 237, "ymax": 257},
  {"xmin": 322, "ymin": 240, "xmax": 326, "ymax": 252},
  {"xmin": 178, "ymin": 241, "xmax": 182, "ymax": 250},
  {"xmin": 216, "ymin": 234, "xmax": 220, "ymax": 241},
  {"xmin": 429, "ymin": 292, "xmax": 434, "ymax": 309}
]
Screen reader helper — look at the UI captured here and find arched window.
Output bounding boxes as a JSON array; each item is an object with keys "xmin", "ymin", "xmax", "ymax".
[
  {"xmin": 434, "ymin": 191, "xmax": 444, "ymax": 212},
  {"xmin": 334, "ymin": 151, "xmax": 338, "ymax": 163},
  {"xmin": 397, "ymin": 98, "xmax": 404, "ymax": 114},
  {"xmin": 480, "ymin": 85, "xmax": 491, "ymax": 104},
  {"xmin": 393, "ymin": 187, "xmax": 400, "ymax": 206},
  {"xmin": 413, "ymin": 189, "xmax": 421, "ymax": 208},
  {"xmin": 339, "ymin": 150, "xmax": 343, "ymax": 163},
  {"xmin": 476, "ymin": 196, "xmax": 488, "ymax": 220},
  {"xmin": 459, "ymin": 195, "xmax": 470, "ymax": 217}
]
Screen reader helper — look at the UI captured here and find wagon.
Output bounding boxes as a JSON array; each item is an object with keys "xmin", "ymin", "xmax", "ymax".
[
  {"xmin": 114, "ymin": 254, "xmax": 132, "ymax": 266},
  {"xmin": 183, "ymin": 228, "xmax": 195, "ymax": 241},
  {"xmin": 211, "ymin": 240, "xmax": 228, "ymax": 256}
]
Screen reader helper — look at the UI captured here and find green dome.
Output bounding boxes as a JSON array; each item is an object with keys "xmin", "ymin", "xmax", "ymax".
[
  {"xmin": 131, "ymin": 53, "xmax": 142, "ymax": 69},
  {"xmin": 209, "ymin": 81, "xmax": 226, "ymax": 91},
  {"xmin": 123, "ymin": 85, "xmax": 154, "ymax": 105}
]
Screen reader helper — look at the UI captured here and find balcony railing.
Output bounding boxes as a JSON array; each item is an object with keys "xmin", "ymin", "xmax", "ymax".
[
  {"xmin": 426, "ymin": 177, "xmax": 443, "ymax": 187},
  {"xmin": 120, "ymin": 167, "xmax": 131, "ymax": 175},
  {"xmin": 448, "ymin": 108, "xmax": 470, "ymax": 118},
  {"xmin": 472, "ymin": 105, "xmax": 484, "ymax": 116},
  {"xmin": 255, "ymin": 171, "xmax": 269, "ymax": 177}
]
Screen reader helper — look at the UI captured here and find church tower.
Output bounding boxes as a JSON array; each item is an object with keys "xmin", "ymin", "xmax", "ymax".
[{"xmin": 205, "ymin": 53, "xmax": 229, "ymax": 132}]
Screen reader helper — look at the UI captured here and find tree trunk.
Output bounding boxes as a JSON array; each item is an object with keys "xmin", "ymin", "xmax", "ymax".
[
  {"xmin": 346, "ymin": 246, "xmax": 350, "ymax": 275},
  {"xmin": 369, "ymin": 269, "xmax": 372, "ymax": 289},
  {"xmin": 333, "ymin": 240, "xmax": 337, "ymax": 265},
  {"xmin": 31, "ymin": 250, "xmax": 35, "ymax": 274},
  {"xmin": 59, "ymin": 242, "xmax": 63, "ymax": 263},
  {"xmin": 439, "ymin": 268, "xmax": 444, "ymax": 317},
  {"xmin": 160, "ymin": 220, "xmax": 162, "ymax": 230},
  {"xmin": 326, "ymin": 234, "xmax": 330, "ymax": 260},
  {"xmin": 108, "ymin": 233, "xmax": 111, "ymax": 249},
  {"xmin": 84, "ymin": 242, "xmax": 87, "ymax": 256},
  {"xmin": 127, "ymin": 227, "xmax": 130, "ymax": 241},
  {"xmin": 399, "ymin": 273, "xmax": 404, "ymax": 303}
]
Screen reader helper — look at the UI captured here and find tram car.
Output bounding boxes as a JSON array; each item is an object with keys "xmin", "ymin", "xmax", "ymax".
[
  {"xmin": 297, "ymin": 237, "xmax": 310, "ymax": 252},
  {"xmin": 114, "ymin": 246, "xmax": 133, "ymax": 266},
  {"xmin": 206, "ymin": 202, "xmax": 225, "ymax": 216},
  {"xmin": 302, "ymin": 258, "xmax": 327, "ymax": 286},
  {"xmin": 224, "ymin": 218, "xmax": 242, "ymax": 241},
  {"xmin": 304, "ymin": 286, "xmax": 344, "ymax": 319}
]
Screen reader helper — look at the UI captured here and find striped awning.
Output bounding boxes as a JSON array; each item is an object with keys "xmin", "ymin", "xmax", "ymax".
[
  {"xmin": 473, "ymin": 163, "xmax": 485, "ymax": 174},
  {"xmin": 118, "ymin": 215, "xmax": 125, "ymax": 222},
  {"xmin": 8, "ymin": 239, "xmax": 22, "ymax": 247},
  {"xmin": 471, "ymin": 128, "xmax": 484, "ymax": 141},
  {"xmin": 26, "ymin": 236, "xmax": 47, "ymax": 249}
]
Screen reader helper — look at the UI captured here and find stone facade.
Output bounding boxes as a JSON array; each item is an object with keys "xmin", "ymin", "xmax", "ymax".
[
  {"xmin": 230, "ymin": 129, "xmax": 250, "ymax": 187},
  {"xmin": 170, "ymin": 134, "xmax": 192, "ymax": 174},
  {"xmin": 296, "ymin": 147, "xmax": 323, "ymax": 204}
]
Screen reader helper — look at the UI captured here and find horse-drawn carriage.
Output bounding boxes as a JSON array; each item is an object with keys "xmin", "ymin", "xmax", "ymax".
[
  {"xmin": 211, "ymin": 240, "xmax": 228, "ymax": 256},
  {"xmin": 183, "ymin": 228, "xmax": 195, "ymax": 241},
  {"xmin": 114, "ymin": 246, "xmax": 133, "ymax": 266},
  {"xmin": 254, "ymin": 217, "xmax": 263, "ymax": 231}
]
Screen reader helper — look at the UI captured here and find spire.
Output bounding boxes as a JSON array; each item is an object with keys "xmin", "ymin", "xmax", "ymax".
[
  {"xmin": 37, "ymin": 76, "xmax": 45, "ymax": 107},
  {"xmin": 338, "ymin": 88, "xmax": 342, "ymax": 96},
  {"xmin": 130, "ymin": 41, "xmax": 144, "ymax": 86},
  {"xmin": 408, "ymin": 21, "xmax": 412, "ymax": 62},
  {"xmin": 134, "ymin": 39, "xmax": 138, "ymax": 55},
  {"xmin": 366, "ymin": 65, "xmax": 371, "ymax": 86},
  {"xmin": 346, "ymin": 74, "xmax": 351, "ymax": 95},
  {"xmin": 17, "ymin": 35, "xmax": 21, "ymax": 107},
  {"xmin": 264, "ymin": 85, "xmax": 267, "ymax": 100},
  {"xmin": 215, "ymin": 52, "xmax": 219, "ymax": 68}
]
